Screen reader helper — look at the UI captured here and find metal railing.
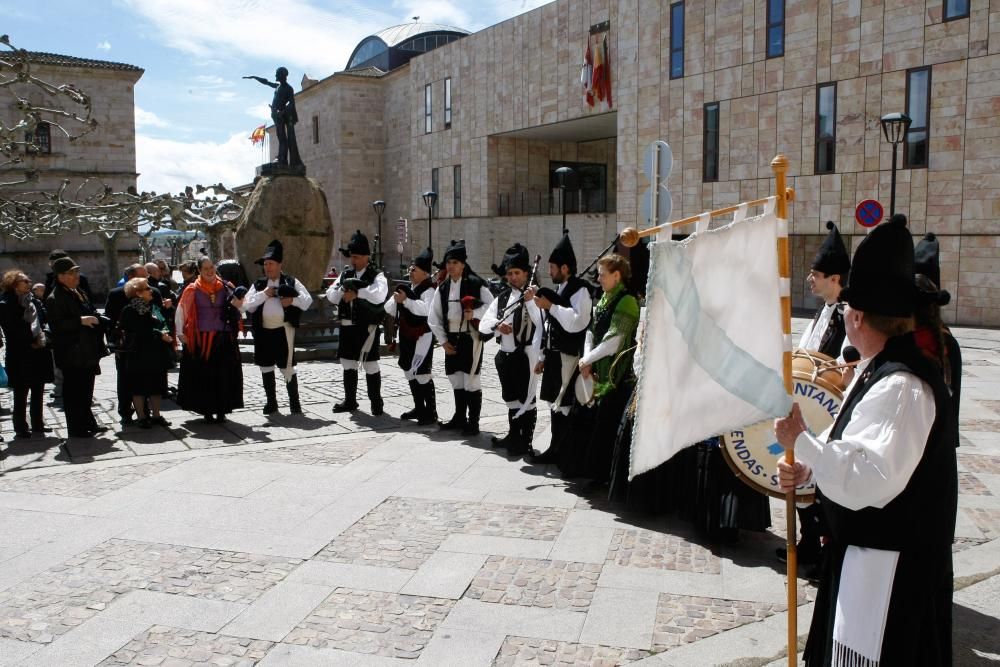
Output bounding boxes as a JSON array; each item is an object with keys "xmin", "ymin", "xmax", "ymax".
[{"xmin": 494, "ymin": 189, "xmax": 613, "ymax": 217}]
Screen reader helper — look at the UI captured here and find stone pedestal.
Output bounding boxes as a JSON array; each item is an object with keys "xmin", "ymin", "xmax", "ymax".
[{"xmin": 235, "ymin": 175, "xmax": 333, "ymax": 291}]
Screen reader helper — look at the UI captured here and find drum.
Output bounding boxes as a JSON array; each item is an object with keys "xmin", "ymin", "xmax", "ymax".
[
  {"xmin": 720, "ymin": 350, "xmax": 845, "ymax": 500},
  {"xmin": 791, "ymin": 348, "xmax": 848, "ymax": 391}
]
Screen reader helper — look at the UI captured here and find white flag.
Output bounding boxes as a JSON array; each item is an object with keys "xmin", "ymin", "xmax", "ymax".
[{"xmin": 630, "ymin": 199, "xmax": 792, "ymax": 479}]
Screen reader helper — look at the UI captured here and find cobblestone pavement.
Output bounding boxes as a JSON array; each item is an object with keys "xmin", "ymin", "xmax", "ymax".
[{"xmin": 0, "ymin": 319, "xmax": 997, "ymax": 665}]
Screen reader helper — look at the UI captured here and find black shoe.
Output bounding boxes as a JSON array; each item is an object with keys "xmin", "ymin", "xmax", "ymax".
[
  {"xmin": 149, "ymin": 415, "xmax": 170, "ymax": 427},
  {"xmin": 91, "ymin": 425, "xmax": 110, "ymax": 435},
  {"xmin": 461, "ymin": 423, "xmax": 480, "ymax": 436},
  {"xmin": 139, "ymin": 418, "xmax": 153, "ymax": 429},
  {"xmin": 119, "ymin": 416, "xmax": 135, "ymax": 426},
  {"xmin": 67, "ymin": 430, "xmax": 95, "ymax": 438},
  {"xmin": 202, "ymin": 414, "xmax": 218, "ymax": 424},
  {"xmin": 528, "ymin": 449, "xmax": 558, "ymax": 464},
  {"xmin": 371, "ymin": 401, "xmax": 384, "ymax": 417},
  {"xmin": 216, "ymin": 414, "xmax": 228, "ymax": 423},
  {"xmin": 14, "ymin": 430, "xmax": 32, "ymax": 440},
  {"xmin": 490, "ymin": 433, "xmax": 515, "ymax": 449},
  {"xmin": 400, "ymin": 407, "xmax": 421, "ymax": 420},
  {"xmin": 262, "ymin": 371, "xmax": 279, "ymax": 415},
  {"xmin": 333, "ymin": 401, "xmax": 359, "ymax": 413},
  {"xmin": 263, "ymin": 403, "xmax": 279, "ymax": 415},
  {"xmin": 32, "ymin": 425, "xmax": 53, "ymax": 434},
  {"xmin": 417, "ymin": 411, "xmax": 438, "ymax": 426}
]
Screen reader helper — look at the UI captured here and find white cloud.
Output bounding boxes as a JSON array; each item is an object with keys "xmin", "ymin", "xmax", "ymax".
[
  {"xmin": 135, "ymin": 106, "xmax": 169, "ymax": 128},
  {"xmin": 193, "ymin": 74, "xmax": 228, "ymax": 87},
  {"xmin": 246, "ymin": 103, "xmax": 271, "ymax": 121},
  {"xmin": 136, "ymin": 131, "xmax": 262, "ymax": 195},
  {"xmin": 97, "ymin": 40, "xmax": 112, "ymax": 51}
]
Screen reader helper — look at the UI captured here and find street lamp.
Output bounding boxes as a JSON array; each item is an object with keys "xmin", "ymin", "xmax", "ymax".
[
  {"xmin": 880, "ymin": 112, "xmax": 912, "ymax": 217},
  {"xmin": 371, "ymin": 200, "xmax": 385, "ymax": 269},
  {"xmin": 555, "ymin": 166, "xmax": 574, "ymax": 234},
  {"xmin": 422, "ymin": 191, "xmax": 437, "ymax": 248}
]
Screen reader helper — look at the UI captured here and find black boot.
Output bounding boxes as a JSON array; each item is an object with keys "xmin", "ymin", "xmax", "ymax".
[
  {"xmin": 286, "ymin": 375, "xmax": 302, "ymax": 414},
  {"xmin": 262, "ymin": 371, "xmax": 279, "ymax": 415},
  {"xmin": 334, "ymin": 369, "xmax": 359, "ymax": 412},
  {"xmin": 491, "ymin": 409, "xmax": 517, "ymax": 449},
  {"xmin": 463, "ymin": 390, "xmax": 482, "ymax": 436},
  {"xmin": 439, "ymin": 389, "xmax": 468, "ymax": 430},
  {"xmin": 418, "ymin": 381, "xmax": 438, "ymax": 425},
  {"xmin": 529, "ymin": 411, "xmax": 562, "ymax": 463},
  {"xmin": 367, "ymin": 372, "xmax": 384, "ymax": 416},
  {"xmin": 400, "ymin": 380, "xmax": 422, "ymax": 420},
  {"xmin": 509, "ymin": 410, "xmax": 537, "ymax": 457}
]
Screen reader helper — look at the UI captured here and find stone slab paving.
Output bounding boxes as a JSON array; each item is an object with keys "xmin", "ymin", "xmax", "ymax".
[
  {"xmin": 0, "ymin": 461, "xmax": 180, "ymax": 498},
  {"xmin": 98, "ymin": 625, "xmax": 273, "ymax": 666},
  {"xmin": 464, "ymin": 556, "xmax": 601, "ymax": 610},
  {"xmin": 650, "ymin": 594, "xmax": 786, "ymax": 652},
  {"xmin": 492, "ymin": 636, "xmax": 652, "ymax": 666},
  {"xmin": 606, "ymin": 528, "xmax": 722, "ymax": 575}
]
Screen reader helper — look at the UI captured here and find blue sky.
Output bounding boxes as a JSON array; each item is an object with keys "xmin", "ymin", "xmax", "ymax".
[{"xmin": 3, "ymin": 0, "xmax": 548, "ymax": 194}]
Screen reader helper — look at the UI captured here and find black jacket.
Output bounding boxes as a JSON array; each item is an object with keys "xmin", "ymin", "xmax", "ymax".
[
  {"xmin": 0, "ymin": 291, "xmax": 54, "ymax": 386},
  {"xmin": 46, "ymin": 284, "xmax": 106, "ymax": 370}
]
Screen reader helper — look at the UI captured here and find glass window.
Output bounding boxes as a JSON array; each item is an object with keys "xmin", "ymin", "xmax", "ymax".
[
  {"xmin": 444, "ymin": 78, "xmax": 452, "ymax": 129},
  {"xmin": 905, "ymin": 67, "xmax": 931, "ymax": 168},
  {"xmin": 767, "ymin": 0, "xmax": 784, "ymax": 58},
  {"xmin": 454, "ymin": 165, "xmax": 462, "ymax": 218},
  {"xmin": 425, "ymin": 84, "xmax": 432, "ymax": 134},
  {"xmin": 311, "ymin": 115, "xmax": 319, "ymax": 144},
  {"xmin": 349, "ymin": 38, "xmax": 388, "ymax": 69},
  {"xmin": 815, "ymin": 83, "xmax": 836, "ymax": 174},
  {"xmin": 431, "ymin": 168, "xmax": 440, "ymax": 217},
  {"xmin": 670, "ymin": 2, "xmax": 684, "ymax": 79},
  {"xmin": 25, "ymin": 121, "xmax": 51, "ymax": 154},
  {"xmin": 944, "ymin": 0, "xmax": 970, "ymax": 20},
  {"xmin": 703, "ymin": 103, "xmax": 720, "ymax": 182}
]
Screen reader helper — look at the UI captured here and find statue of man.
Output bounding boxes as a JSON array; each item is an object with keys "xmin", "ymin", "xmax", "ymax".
[{"xmin": 243, "ymin": 67, "xmax": 302, "ymax": 168}]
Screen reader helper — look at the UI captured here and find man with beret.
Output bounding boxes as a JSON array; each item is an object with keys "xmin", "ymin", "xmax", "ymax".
[
  {"xmin": 326, "ymin": 230, "xmax": 388, "ymax": 415},
  {"xmin": 480, "ymin": 243, "xmax": 543, "ymax": 456},
  {"xmin": 384, "ymin": 247, "xmax": 438, "ymax": 425},
  {"xmin": 241, "ymin": 240, "xmax": 313, "ymax": 415},
  {"xmin": 774, "ymin": 213, "xmax": 957, "ymax": 665},
  {"xmin": 428, "ymin": 239, "xmax": 494, "ymax": 436}
]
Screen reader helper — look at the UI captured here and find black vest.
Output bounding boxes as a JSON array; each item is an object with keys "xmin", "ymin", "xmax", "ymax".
[
  {"xmin": 339, "ymin": 265, "xmax": 382, "ymax": 325},
  {"xmin": 544, "ymin": 276, "xmax": 590, "ymax": 356},
  {"xmin": 815, "ymin": 303, "xmax": 846, "ymax": 358},
  {"xmin": 819, "ymin": 333, "xmax": 956, "ymax": 552},
  {"xmin": 250, "ymin": 273, "xmax": 303, "ymax": 330},
  {"xmin": 439, "ymin": 274, "xmax": 485, "ymax": 334},
  {"xmin": 397, "ymin": 279, "xmax": 434, "ymax": 340},
  {"xmin": 495, "ymin": 288, "xmax": 535, "ymax": 348}
]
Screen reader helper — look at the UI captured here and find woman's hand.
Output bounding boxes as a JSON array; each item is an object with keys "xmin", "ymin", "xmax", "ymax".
[
  {"xmin": 161, "ymin": 332, "xmax": 173, "ymax": 343},
  {"xmin": 579, "ymin": 362, "xmax": 592, "ymax": 379}
]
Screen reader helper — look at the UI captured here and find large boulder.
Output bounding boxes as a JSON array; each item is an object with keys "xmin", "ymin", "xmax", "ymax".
[{"xmin": 235, "ymin": 176, "xmax": 333, "ymax": 291}]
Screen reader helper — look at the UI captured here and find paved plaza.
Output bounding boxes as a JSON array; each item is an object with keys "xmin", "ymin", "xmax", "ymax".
[{"xmin": 0, "ymin": 318, "xmax": 998, "ymax": 666}]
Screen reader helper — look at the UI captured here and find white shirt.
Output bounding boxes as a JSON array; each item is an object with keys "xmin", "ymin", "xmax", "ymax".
[
  {"xmin": 241, "ymin": 276, "xmax": 313, "ymax": 326},
  {"xmin": 479, "ymin": 287, "xmax": 543, "ymax": 355},
  {"xmin": 384, "ymin": 282, "xmax": 434, "ymax": 319},
  {"xmin": 428, "ymin": 278, "xmax": 494, "ymax": 344},
  {"xmin": 324, "ymin": 265, "xmax": 388, "ymax": 323},
  {"xmin": 546, "ymin": 281, "xmax": 592, "ymax": 336},
  {"xmin": 799, "ymin": 301, "xmax": 847, "ymax": 360},
  {"xmin": 794, "ymin": 361, "xmax": 936, "ymax": 511}
]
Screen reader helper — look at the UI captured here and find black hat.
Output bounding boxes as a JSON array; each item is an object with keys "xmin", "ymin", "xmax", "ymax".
[
  {"xmin": 442, "ymin": 239, "xmax": 467, "ymax": 264},
  {"xmin": 256, "ymin": 239, "xmax": 283, "ymax": 264},
  {"xmin": 548, "ymin": 231, "xmax": 578, "ymax": 274},
  {"xmin": 840, "ymin": 213, "xmax": 916, "ymax": 318},
  {"xmin": 412, "ymin": 247, "xmax": 433, "ymax": 273},
  {"xmin": 52, "ymin": 256, "xmax": 79, "ymax": 274},
  {"xmin": 914, "ymin": 232, "xmax": 941, "ymax": 289},
  {"xmin": 49, "ymin": 249, "xmax": 68, "ymax": 261},
  {"xmin": 500, "ymin": 243, "xmax": 530, "ymax": 273},
  {"xmin": 812, "ymin": 221, "xmax": 851, "ymax": 277},
  {"xmin": 339, "ymin": 230, "xmax": 371, "ymax": 257}
]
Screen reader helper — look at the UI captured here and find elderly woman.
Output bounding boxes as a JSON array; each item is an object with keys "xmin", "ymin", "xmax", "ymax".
[
  {"xmin": 0, "ymin": 270, "xmax": 54, "ymax": 438},
  {"xmin": 120, "ymin": 277, "xmax": 174, "ymax": 428},
  {"xmin": 175, "ymin": 257, "xmax": 245, "ymax": 423}
]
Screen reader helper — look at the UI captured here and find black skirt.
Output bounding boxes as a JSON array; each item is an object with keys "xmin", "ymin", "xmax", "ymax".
[{"xmin": 177, "ymin": 334, "xmax": 244, "ymax": 415}]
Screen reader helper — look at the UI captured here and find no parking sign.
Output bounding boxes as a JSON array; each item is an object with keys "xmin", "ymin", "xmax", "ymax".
[{"xmin": 855, "ymin": 199, "xmax": 883, "ymax": 228}]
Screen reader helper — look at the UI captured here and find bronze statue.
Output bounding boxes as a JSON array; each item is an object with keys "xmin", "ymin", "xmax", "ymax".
[{"xmin": 243, "ymin": 67, "xmax": 302, "ymax": 168}]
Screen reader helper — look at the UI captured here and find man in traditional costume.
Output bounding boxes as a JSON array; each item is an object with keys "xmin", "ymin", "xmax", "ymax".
[
  {"xmin": 325, "ymin": 230, "xmax": 388, "ymax": 415},
  {"xmin": 384, "ymin": 247, "xmax": 438, "ymax": 425},
  {"xmin": 774, "ymin": 214, "xmax": 956, "ymax": 666},
  {"xmin": 479, "ymin": 243, "xmax": 543, "ymax": 456},
  {"xmin": 241, "ymin": 240, "xmax": 313, "ymax": 415},
  {"xmin": 428, "ymin": 239, "xmax": 494, "ymax": 436},
  {"xmin": 525, "ymin": 231, "xmax": 592, "ymax": 464}
]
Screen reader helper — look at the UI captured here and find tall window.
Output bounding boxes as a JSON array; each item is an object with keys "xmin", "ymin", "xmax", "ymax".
[
  {"xmin": 431, "ymin": 168, "xmax": 440, "ymax": 216},
  {"xmin": 815, "ymin": 83, "xmax": 837, "ymax": 174},
  {"xmin": 424, "ymin": 84, "xmax": 432, "ymax": 134},
  {"xmin": 766, "ymin": 0, "xmax": 785, "ymax": 58},
  {"xmin": 444, "ymin": 78, "xmax": 452, "ymax": 129},
  {"xmin": 943, "ymin": 0, "xmax": 970, "ymax": 20},
  {"xmin": 703, "ymin": 102, "xmax": 720, "ymax": 182},
  {"xmin": 453, "ymin": 165, "xmax": 462, "ymax": 217},
  {"xmin": 670, "ymin": 2, "xmax": 684, "ymax": 79},
  {"xmin": 26, "ymin": 121, "xmax": 51, "ymax": 154},
  {"xmin": 311, "ymin": 115, "xmax": 319, "ymax": 144},
  {"xmin": 905, "ymin": 67, "xmax": 931, "ymax": 169}
]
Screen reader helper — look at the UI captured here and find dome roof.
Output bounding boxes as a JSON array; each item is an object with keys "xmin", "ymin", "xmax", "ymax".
[
  {"xmin": 373, "ymin": 22, "xmax": 470, "ymax": 48},
  {"xmin": 346, "ymin": 21, "xmax": 470, "ymax": 71}
]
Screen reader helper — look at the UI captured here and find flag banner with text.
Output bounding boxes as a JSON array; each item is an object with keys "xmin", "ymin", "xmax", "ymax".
[{"xmin": 630, "ymin": 199, "xmax": 791, "ymax": 479}]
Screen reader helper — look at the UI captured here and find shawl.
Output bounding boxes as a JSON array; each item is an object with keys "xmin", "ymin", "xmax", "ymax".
[
  {"xmin": 592, "ymin": 282, "xmax": 639, "ymax": 398},
  {"xmin": 178, "ymin": 276, "xmax": 227, "ymax": 360}
]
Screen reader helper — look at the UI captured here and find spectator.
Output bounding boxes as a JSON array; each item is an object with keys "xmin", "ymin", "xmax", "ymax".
[
  {"xmin": 120, "ymin": 277, "xmax": 174, "ymax": 429},
  {"xmin": 43, "ymin": 249, "xmax": 93, "ymax": 301},
  {"xmin": 0, "ymin": 270, "xmax": 54, "ymax": 438},
  {"xmin": 105, "ymin": 263, "xmax": 148, "ymax": 425}
]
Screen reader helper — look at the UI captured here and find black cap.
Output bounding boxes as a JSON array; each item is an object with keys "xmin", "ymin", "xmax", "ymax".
[
  {"xmin": 840, "ymin": 213, "xmax": 916, "ymax": 317},
  {"xmin": 256, "ymin": 239, "xmax": 283, "ymax": 265},
  {"xmin": 52, "ymin": 256, "xmax": 79, "ymax": 275},
  {"xmin": 548, "ymin": 231, "xmax": 577, "ymax": 274},
  {"xmin": 812, "ymin": 221, "xmax": 851, "ymax": 277},
  {"xmin": 412, "ymin": 247, "xmax": 433, "ymax": 273},
  {"xmin": 499, "ymin": 243, "xmax": 530, "ymax": 273},
  {"xmin": 49, "ymin": 249, "xmax": 68, "ymax": 261},
  {"xmin": 339, "ymin": 230, "xmax": 371, "ymax": 257},
  {"xmin": 442, "ymin": 239, "xmax": 467, "ymax": 264}
]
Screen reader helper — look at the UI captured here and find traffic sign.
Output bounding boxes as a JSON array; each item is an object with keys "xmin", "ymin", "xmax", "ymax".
[{"xmin": 855, "ymin": 199, "xmax": 883, "ymax": 228}]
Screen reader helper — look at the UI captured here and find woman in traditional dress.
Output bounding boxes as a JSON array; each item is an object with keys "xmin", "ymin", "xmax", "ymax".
[
  {"xmin": 120, "ymin": 277, "xmax": 174, "ymax": 428},
  {"xmin": 0, "ymin": 270, "xmax": 54, "ymax": 438},
  {"xmin": 175, "ymin": 257, "xmax": 245, "ymax": 423}
]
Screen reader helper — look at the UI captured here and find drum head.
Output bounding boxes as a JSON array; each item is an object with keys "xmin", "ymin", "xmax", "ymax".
[
  {"xmin": 575, "ymin": 374, "xmax": 594, "ymax": 406},
  {"xmin": 720, "ymin": 369, "xmax": 844, "ymax": 500}
]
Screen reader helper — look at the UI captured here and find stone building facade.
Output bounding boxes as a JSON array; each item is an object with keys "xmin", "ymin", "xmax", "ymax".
[
  {"xmin": 284, "ymin": 0, "xmax": 1000, "ymax": 325},
  {"xmin": 0, "ymin": 53, "xmax": 144, "ymax": 294}
]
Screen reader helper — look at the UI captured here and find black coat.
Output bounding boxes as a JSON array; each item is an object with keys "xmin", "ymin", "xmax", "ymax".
[
  {"xmin": 104, "ymin": 286, "xmax": 129, "ymax": 348},
  {"xmin": 45, "ymin": 284, "xmax": 106, "ymax": 371},
  {"xmin": 0, "ymin": 292, "xmax": 54, "ymax": 386},
  {"xmin": 44, "ymin": 271, "xmax": 93, "ymax": 301},
  {"xmin": 120, "ymin": 302, "xmax": 174, "ymax": 374}
]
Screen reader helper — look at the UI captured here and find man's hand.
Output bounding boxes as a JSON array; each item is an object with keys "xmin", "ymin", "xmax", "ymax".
[
  {"xmin": 343, "ymin": 291, "xmax": 356, "ymax": 303},
  {"xmin": 280, "ymin": 297, "xmax": 294, "ymax": 308},
  {"xmin": 534, "ymin": 295, "xmax": 552, "ymax": 310},
  {"xmin": 443, "ymin": 341, "xmax": 457, "ymax": 355},
  {"xmin": 497, "ymin": 322, "xmax": 513, "ymax": 335},
  {"xmin": 773, "ymin": 402, "xmax": 808, "ymax": 449},
  {"xmin": 777, "ymin": 459, "xmax": 812, "ymax": 492},
  {"xmin": 162, "ymin": 298, "xmax": 173, "ymax": 309},
  {"xmin": 161, "ymin": 332, "xmax": 173, "ymax": 343},
  {"xmin": 462, "ymin": 309, "xmax": 474, "ymax": 321},
  {"xmin": 393, "ymin": 290, "xmax": 407, "ymax": 304},
  {"xmin": 579, "ymin": 362, "xmax": 592, "ymax": 379},
  {"xmin": 81, "ymin": 315, "xmax": 99, "ymax": 327},
  {"xmin": 524, "ymin": 286, "xmax": 538, "ymax": 302},
  {"xmin": 264, "ymin": 286, "xmax": 276, "ymax": 298},
  {"xmin": 230, "ymin": 297, "xmax": 244, "ymax": 309},
  {"xmin": 534, "ymin": 361, "xmax": 544, "ymax": 374}
]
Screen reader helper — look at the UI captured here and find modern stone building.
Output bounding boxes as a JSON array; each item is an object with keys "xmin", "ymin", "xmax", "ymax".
[
  {"xmin": 0, "ymin": 52, "xmax": 144, "ymax": 293},
  {"xmin": 283, "ymin": 0, "xmax": 1000, "ymax": 325}
]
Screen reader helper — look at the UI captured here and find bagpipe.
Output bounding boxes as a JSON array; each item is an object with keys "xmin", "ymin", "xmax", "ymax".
[
  {"xmin": 335, "ymin": 266, "xmax": 388, "ymax": 327},
  {"xmin": 489, "ymin": 254, "xmax": 542, "ymax": 333}
]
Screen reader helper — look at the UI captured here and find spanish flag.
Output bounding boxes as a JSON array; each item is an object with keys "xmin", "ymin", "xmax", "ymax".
[{"xmin": 249, "ymin": 125, "xmax": 266, "ymax": 144}]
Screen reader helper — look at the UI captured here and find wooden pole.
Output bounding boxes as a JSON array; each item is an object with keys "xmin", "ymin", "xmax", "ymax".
[{"xmin": 771, "ymin": 153, "xmax": 797, "ymax": 666}]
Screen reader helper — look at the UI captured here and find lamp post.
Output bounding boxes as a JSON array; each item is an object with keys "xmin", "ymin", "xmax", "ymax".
[
  {"xmin": 880, "ymin": 112, "xmax": 912, "ymax": 218},
  {"xmin": 371, "ymin": 200, "xmax": 385, "ymax": 269},
  {"xmin": 422, "ymin": 191, "xmax": 437, "ymax": 248},
  {"xmin": 555, "ymin": 166, "xmax": 574, "ymax": 234}
]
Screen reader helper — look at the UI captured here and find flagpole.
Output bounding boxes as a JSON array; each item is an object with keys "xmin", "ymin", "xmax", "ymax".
[{"xmin": 771, "ymin": 153, "xmax": 798, "ymax": 666}]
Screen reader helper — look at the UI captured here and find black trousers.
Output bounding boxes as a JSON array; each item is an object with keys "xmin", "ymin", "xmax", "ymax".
[
  {"xmin": 12, "ymin": 382, "xmax": 45, "ymax": 432},
  {"xmin": 62, "ymin": 366, "xmax": 97, "ymax": 435},
  {"xmin": 115, "ymin": 354, "xmax": 132, "ymax": 419}
]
